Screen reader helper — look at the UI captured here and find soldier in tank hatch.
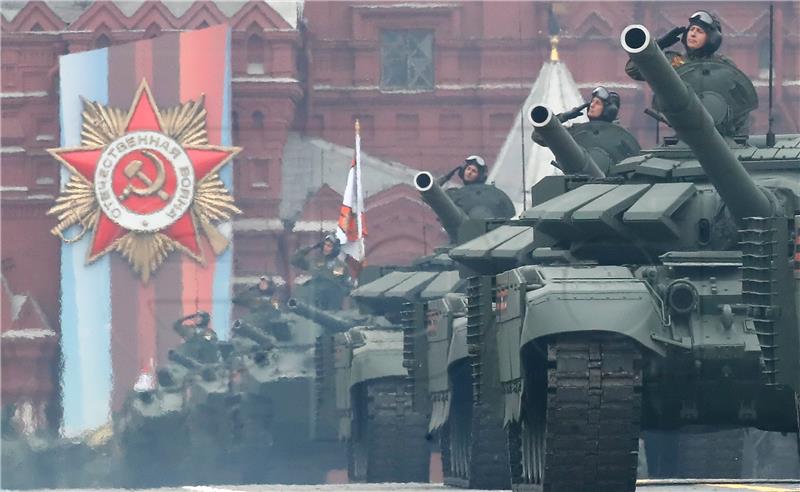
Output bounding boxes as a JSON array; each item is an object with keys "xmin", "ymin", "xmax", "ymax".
[
  {"xmin": 436, "ymin": 155, "xmax": 488, "ymax": 187},
  {"xmin": 291, "ymin": 233, "xmax": 350, "ymax": 283},
  {"xmin": 532, "ymin": 86, "xmax": 622, "ymax": 148},
  {"xmin": 625, "ymin": 10, "xmax": 735, "ymax": 81}
]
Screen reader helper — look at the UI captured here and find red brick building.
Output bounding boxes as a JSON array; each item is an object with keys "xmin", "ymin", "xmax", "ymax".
[{"xmin": 2, "ymin": 1, "xmax": 798, "ymax": 430}]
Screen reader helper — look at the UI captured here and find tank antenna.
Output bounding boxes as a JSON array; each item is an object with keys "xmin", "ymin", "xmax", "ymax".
[
  {"xmin": 766, "ymin": 3, "xmax": 775, "ymax": 147},
  {"xmin": 518, "ymin": 7, "xmax": 527, "ymax": 210}
]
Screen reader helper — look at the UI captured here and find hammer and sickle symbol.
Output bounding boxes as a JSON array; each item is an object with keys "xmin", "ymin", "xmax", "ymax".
[{"xmin": 118, "ymin": 150, "xmax": 169, "ymax": 202}]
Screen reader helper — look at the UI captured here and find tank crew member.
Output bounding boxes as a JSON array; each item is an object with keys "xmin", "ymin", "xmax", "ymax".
[
  {"xmin": 533, "ymin": 86, "xmax": 621, "ymax": 147},
  {"xmin": 625, "ymin": 10, "xmax": 734, "ymax": 81},
  {"xmin": 291, "ymin": 233, "xmax": 350, "ymax": 284},
  {"xmin": 172, "ymin": 311, "xmax": 220, "ymax": 363},
  {"xmin": 233, "ymin": 275, "xmax": 280, "ymax": 310},
  {"xmin": 436, "ymin": 155, "xmax": 488, "ymax": 186}
]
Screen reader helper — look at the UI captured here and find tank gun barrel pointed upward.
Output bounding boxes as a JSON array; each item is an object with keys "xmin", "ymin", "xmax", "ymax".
[
  {"xmin": 414, "ymin": 171, "xmax": 470, "ymax": 243},
  {"xmin": 621, "ymin": 24, "xmax": 773, "ymax": 221},
  {"xmin": 287, "ymin": 298, "xmax": 351, "ymax": 332},
  {"xmin": 529, "ymin": 105, "xmax": 605, "ymax": 178}
]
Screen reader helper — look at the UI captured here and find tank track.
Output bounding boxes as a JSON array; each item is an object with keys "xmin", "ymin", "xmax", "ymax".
[
  {"xmin": 442, "ymin": 361, "xmax": 510, "ymax": 489},
  {"xmin": 509, "ymin": 334, "xmax": 642, "ymax": 492},
  {"xmin": 347, "ymin": 376, "xmax": 430, "ymax": 483}
]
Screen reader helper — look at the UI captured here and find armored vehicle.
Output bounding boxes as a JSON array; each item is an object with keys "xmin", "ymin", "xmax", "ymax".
[
  {"xmin": 482, "ymin": 24, "xmax": 799, "ymax": 492},
  {"xmin": 400, "ymin": 174, "xmax": 521, "ymax": 489},
  {"xmin": 290, "ymin": 293, "xmax": 434, "ymax": 483},
  {"xmin": 229, "ymin": 285, "xmax": 346, "ymax": 484}
]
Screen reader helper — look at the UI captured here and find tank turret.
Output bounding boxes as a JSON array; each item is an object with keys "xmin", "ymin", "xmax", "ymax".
[
  {"xmin": 621, "ymin": 25, "xmax": 773, "ymax": 221},
  {"xmin": 414, "ymin": 171, "xmax": 470, "ymax": 242},
  {"xmin": 529, "ymin": 105, "xmax": 605, "ymax": 178},
  {"xmin": 287, "ymin": 298, "xmax": 353, "ymax": 332}
]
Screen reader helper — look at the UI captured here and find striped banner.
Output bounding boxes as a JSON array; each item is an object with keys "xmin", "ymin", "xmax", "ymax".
[{"xmin": 57, "ymin": 25, "xmax": 234, "ymax": 436}]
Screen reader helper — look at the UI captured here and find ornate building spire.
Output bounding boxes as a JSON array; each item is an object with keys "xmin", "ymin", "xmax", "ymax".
[{"xmin": 550, "ymin": 35, "xmax": 560, "ymax": 62}]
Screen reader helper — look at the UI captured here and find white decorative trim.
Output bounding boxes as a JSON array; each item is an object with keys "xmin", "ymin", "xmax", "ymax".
[
  {"xmin": 36, "ymin": 135, "xmax": 55, "ymax": 142},
  {"xmin": 233, "ymin": 76, "xmax": 300, "ymax": 83},
  {"xmin": 1, "ymin": 91, "xmax": 48, "ymax": 98},
  {"xmin": 2, "ymin": 329, "xmax": 57, "ymax": 340},
  {"xmin": 35, "ymin": 177, "xmax": 55, "ymax": 185},
  {"xmin": 1, "ymin": 147, "xmax": 25, "ymax": 153},
  {"xmin": 232, "ymin": 218, "xmax": 284, "ymax": 231},
  {"xmin": 293, "ymin": 220, "xmax": 338, "ymax": 232},
  {"xmin": 1, "ymin": 186, "xmax": 28, "ymax": 192},
  {"xmin": 26, "ymin": 194, "xmax": 55, "ymax": 200}
]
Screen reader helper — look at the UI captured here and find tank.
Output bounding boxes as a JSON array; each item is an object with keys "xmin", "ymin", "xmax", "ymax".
[
  {"xmin": 287, "ymin": 296, "xmax": 433, "ymax": 483},
  {"xmin": 461, "ymin": 24, "xmax": 800, "ymax": 492},
  {"xmin": 400, "ymin": 174, "xmax": 520, "ymax": 489},
  {"xmin": 227, "ymin": 297, "xmax": 346, "ymax": 484}
]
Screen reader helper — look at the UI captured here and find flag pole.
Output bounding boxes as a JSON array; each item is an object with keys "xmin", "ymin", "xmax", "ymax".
[{"xmin": 354, "ymin": 119, "xmax": 364, "ymax": 260}]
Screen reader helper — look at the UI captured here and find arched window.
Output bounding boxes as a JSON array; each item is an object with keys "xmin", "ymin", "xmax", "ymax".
[
  {"xmin": 246, "ymin": 34, "xmax": 265, "ymax": 75},
  {"xmin": 95, "ymin": 34, "xmax": 112, "ymax": 49},
  {"xmin": 252, "ymin": 111, "xmax": 264, "ymax": 130}
]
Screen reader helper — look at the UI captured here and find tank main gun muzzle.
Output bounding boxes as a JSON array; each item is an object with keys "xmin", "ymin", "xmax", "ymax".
[
  {"xmin": 621, "ymin": 24, "xmax": 773, "ymax": 221},
  {"xmin": 414, "ymin": 171, "xmax": 469, "ymax": 243},
  {"xmin": 529, "ymin": 105, "xmax": 605, "ymax": 178}
]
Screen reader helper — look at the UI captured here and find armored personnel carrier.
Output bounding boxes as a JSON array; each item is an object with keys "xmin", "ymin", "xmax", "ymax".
[{"xmin": 481, "ymin": 24, "xmax": 799, "ymax": 492}]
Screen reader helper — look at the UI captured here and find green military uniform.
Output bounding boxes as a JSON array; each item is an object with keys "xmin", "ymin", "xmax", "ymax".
[
  {"xmin": 291, "ymin": 243, "xmax": 351, "ymax": 310},
  {"xmin": 232, "ymin": 283, "xmax": 282, "ymax": 332},
  {"xmin": 172, "ymin": 312, "xmax": 219, "ymax": 364},
  {"xmin": 625, "ymin": 50, "xmax": 736, "ymax": 82}
]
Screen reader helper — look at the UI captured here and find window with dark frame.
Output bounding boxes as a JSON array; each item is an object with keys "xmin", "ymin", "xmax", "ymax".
[{"xmin": 380, "ymin": 29, "xmax": 434, "ymax": 90}]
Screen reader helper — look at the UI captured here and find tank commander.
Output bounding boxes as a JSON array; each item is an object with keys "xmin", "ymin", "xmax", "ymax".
[
  {"xmin": 533, "ymin": 86, "xmax": 621, "ymax": 147},
  {"xmin": 232, "ymin": 275, "xmax": 284, "ymax": 330},
  {"xmin": 625, "ymin": 10, "xmax": 734, "ymax": 81},
  {"xmin": 291, "ymin": 233, "xmax": 350, "ymax": 284},
  {"xmin": 436, "ymin": 155, "xmax": 488, "ymax": 187}
]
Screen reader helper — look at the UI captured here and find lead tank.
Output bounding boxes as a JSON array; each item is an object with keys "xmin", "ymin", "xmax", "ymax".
[{"xmin": 480, "ymin": 24, "xmax": 799, "ymax": 492}]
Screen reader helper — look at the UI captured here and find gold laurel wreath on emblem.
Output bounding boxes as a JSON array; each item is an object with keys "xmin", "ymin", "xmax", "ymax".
[{"xmin": 47, "ymin": 80, "xmax": 241, "ymax": 282}]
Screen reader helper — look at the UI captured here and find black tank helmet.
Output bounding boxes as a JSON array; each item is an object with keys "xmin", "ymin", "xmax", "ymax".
[
  {"xmin": 457, "ymin": 155, "xmax": 488, "ymax": 184},
  {"xmin": 681, "ymin": 10, "xmax": 723, "ymax": 56},
  {"xmin": 590, "ymin": 86, "xmax": 621, "ymax": 122},
  {"xmin": 323, "ymin": 233, "xmax": 341, "ymax": 257}
]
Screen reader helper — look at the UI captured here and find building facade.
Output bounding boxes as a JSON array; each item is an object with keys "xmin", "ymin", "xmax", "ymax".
[{"xmin": 2, "ymin": 0, "xmax": 799, "ymax": 431}]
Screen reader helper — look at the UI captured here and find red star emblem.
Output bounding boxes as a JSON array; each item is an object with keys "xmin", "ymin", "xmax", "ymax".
[{"xmin": 48, "ymin": 80, "xmax": 240, "ymax": 278}]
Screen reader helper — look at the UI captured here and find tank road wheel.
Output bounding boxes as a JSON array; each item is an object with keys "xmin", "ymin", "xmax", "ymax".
[
  {"xmin": 509, "ymin": 334, "xmax": 642, "ymax": 492},
  {"xmin": 347, "ymin": 377, "xmax": 430, "ymax": 483}
]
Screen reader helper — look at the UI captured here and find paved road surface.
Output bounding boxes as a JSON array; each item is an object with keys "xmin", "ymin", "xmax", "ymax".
[{"xmin": 9, "ymin": 481, "xmax": 800, "ymax": 492}]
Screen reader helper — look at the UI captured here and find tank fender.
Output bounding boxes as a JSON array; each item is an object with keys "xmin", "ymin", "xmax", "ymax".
[
  {"xmin": 519, "ymin": 266, "xmax": 669, "ymax": 356},
  {"xmin": 348, "ymin": 329, "xmax": 405, "ymax": 389},
  {"xmin": 447, "ymin": 317, "xmax": 469, "ymax": 366}
]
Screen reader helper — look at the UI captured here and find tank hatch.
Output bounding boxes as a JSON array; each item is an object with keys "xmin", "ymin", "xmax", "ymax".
[{"xmin": 449, "ymin": 225, "xmax": 535, "ymax": 274}]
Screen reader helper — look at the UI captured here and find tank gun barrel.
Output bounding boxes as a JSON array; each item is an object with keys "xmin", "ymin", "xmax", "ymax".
[
  {"xmin": 232, "ymin": 321, "xmax": 274, "ymax": 348},
  {"xmin": 287, "ymin": 298, "xmax": 351, "ymax": 332},
  {"xmin": 621, "ymin": 25, "xmax": 773, "ymax": 220},
  {"xmin": 414, "ymin": 171, "xmax": 469, "ymax": 243},
  {"xmin": 529, "ymin": 105, "xmax": 605, "ymax": 178},
  {"xmin": 167, "ymin": 349, "xmax": 201, "ymax": 370}
]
